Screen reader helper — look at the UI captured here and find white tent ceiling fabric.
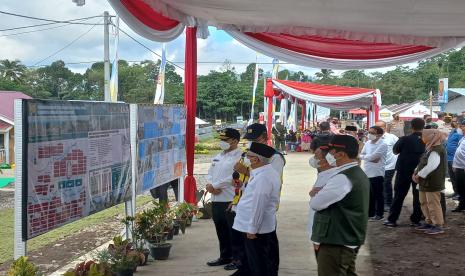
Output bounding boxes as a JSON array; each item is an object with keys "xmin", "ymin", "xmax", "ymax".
[
  {"xmin": 227, "ymin": 30, "xmax": 461, "ymax": 69},
  {"xmin": 108, "ymin": 0, "xmax": 185, "ymax": 42},
  {"xmin": 143, "ymin": 0, "xmax": 465, "ymax": 44},
  {"xmin": 132, "ymin": 0, "xmax": 465, "ymax": 68}
]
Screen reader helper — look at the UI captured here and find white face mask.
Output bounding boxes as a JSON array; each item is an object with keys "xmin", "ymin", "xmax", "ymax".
[
  {"xmin": 325, "ymin": 153, "xmax": 337, "ymax": 167},
  {"xmin": 458, "ymin": 128, "xmax": 463, "ymax": 135},
  {"xmin": 368, "ymin": 134, "xmax": 377, "ymax": 141},
  {"xmin": 308, "ymin": 156, "xmax": 320, "ymax": 168},
  {"xmin": 219, "ymin": 141, "xmax": 231, "ymax": 150},
  {"xmin": 243, "ymin": 157, "xmax": 252, "ymax": 167}
]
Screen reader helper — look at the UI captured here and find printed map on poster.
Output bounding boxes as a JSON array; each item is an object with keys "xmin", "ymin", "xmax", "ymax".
[
  {"xmin": 25, "ymin": 100, "xmax": 131, "ymax": 239},
  {"xmin": 137, "ymin": 105, "xmax": 186, "ymax": 193}
]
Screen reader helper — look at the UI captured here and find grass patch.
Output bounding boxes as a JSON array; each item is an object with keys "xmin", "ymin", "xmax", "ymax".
[{"xmin": 0, "ymin": 195, "xmax": 152, "ymax": 264}]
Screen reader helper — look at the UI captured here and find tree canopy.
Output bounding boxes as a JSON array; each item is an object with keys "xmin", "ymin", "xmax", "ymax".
[{"xmin": 1, "ymin": 47, "xmax": 465, "ymax": 122}]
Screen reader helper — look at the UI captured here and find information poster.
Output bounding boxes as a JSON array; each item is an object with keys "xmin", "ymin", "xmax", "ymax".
[
  {"xmin": 25, "ymin": 100, "xmax": 131, "ymax": 239},
  {"xmin": 136, "ymin": 105, "xmax": 186, "ymax": 193}
]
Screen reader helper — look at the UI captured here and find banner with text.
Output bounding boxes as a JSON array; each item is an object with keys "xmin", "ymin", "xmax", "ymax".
[
  {"xmin": 136, "ymin": 105, "xmax": 186, "ymax": 193},
  {"xmin": 438, "ymin": 78, "xmax": 448, "ymax": 104},
  {"xmin": 24, "ymin": 100, "xmax": 132, "ymax": 239}
]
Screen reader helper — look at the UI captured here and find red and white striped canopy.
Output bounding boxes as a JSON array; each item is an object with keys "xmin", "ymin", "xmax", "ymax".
[
  {"xmin": 269, "ymin": 79, "xmax": 378, "ymax": 110},
  {"xmin": 108, "ymin": 0, "xmax": 465, "ymax": 69}
]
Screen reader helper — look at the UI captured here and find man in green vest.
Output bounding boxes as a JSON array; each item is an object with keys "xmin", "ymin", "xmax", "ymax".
[{"xmin": 310, "ymin": 135, "xmax": 369, "ymax": 276}]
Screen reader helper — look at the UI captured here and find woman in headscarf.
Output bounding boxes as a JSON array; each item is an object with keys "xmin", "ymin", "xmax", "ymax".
[{"xmin": 412, "ymin": 129, "xmax": 448, "ymax": 235}]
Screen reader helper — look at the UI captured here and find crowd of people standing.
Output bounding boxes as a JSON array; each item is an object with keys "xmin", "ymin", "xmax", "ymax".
[{"xmin": 199, "ymin": 111, "xmax": 464, "ymax": 276}]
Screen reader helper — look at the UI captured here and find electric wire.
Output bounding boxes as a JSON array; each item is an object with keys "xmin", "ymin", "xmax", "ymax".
[
  {"xmin": 111, "ymin": 22, "xmax": 184, "ymax": 71},
  {"xmin": 33, "ymin": 20, "xmax": 102, "ymax": 66},
  {"xmin": 0, "ymin": 16, "xmax": 99, "ymax": 37},
  {"xmin": 0, "ymin": 11, "xmax": 103, "ymax": 25}
]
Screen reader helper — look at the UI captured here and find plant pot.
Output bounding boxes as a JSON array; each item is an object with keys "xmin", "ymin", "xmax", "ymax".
[
  {"xmin": 198, "ymin": 206, "xmax": 212, "ymax": 219},
  {"xmin": 132, "ymin": 264, "xmax": 138, "ymax": 272},
  {"xmin": 173, "ymin": 224, "xmax": 180, "ymax": 236},
  {"xmin": 167, "ymin": 228, "xmax": 174, "ymax": 240},
  {"xmin": 186, "ymin": 216, "xmax": 193, "ymax": 227},
  {"xmin": 141, "ymin": 249, "xmax": 149, "ymax": 266},
  {"xmin": 149, "ymin": 243, "xmax": 172, "ymax": 260},
  {"xmin": 174, "ymin": 219, "xmax": 186, "ymax": 234},
  {"xmin": 115, "ymin": 269, "xmax": 134, "ymax": 276}
]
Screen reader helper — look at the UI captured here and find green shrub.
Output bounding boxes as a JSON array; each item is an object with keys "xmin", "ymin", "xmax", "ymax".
[{"xmin": 7, "ymin": 256, "xmax": 39, "ymax": 276}]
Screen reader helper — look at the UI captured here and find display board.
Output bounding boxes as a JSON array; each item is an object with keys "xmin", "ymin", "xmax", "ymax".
[
  {"xmin": 136, "ymin": 105, "xmax": 186, "ymax": 193},
  {"xmin": 24, "ymin": 100, "xmax": 132, "ymax": 239}
]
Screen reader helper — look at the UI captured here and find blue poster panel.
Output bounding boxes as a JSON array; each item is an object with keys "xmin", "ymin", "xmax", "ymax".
[{"xmin": 136, "ymin": 105, "xmax": 186, "ymax": 193}]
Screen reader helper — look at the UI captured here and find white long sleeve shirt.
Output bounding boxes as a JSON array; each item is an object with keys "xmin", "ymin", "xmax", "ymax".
[
  {"xmin": 360, "ymin": 139, "xmax": 388, "ymax": 178},
  {"xmin": 383, "ymin": 133, "xmax": 399, "ymax": 170},
  {"xmin": 233, "ymin": 164, "xmax": 281, "ymax": 234},
  {"xmin": 309, "ymin": 162, "xmax": 359, "ymax": 249},
  {"xmin": 310, "ymin": 162, "xmax": 358, "ymax": 211},
  {"xmin": 207, "ymin": 148, "xmax": 243, "ymax": 202},
  {"xmin": 417, "ymin": 151, "xmax": 440, "ymax": 178},
  {"xmin": 307, "ymin": 167, "xmax": 338, "ymax": 239},
  {"xmin": 453, "ymin": 138, "xmax": 465, "ymax": 169},
  {"xmin": 270, "ymin": 153, "xmax": 285, "ymax": 176}
]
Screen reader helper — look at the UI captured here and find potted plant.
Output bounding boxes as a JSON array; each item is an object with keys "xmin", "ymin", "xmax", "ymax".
[
  {"xmin": 63, "ymin": 260, "xmax": 112, "ymax": 276},
  {"xmin": 165, "ymin": 213, "xmax": 175, "ymax": 241},
  {"xmin": 196, "ymin": 189, "xmax": 212, "ymax": 219},
  {"xmin": 122, "ymin": 216, "xmax": 149, "ymax": 266},
  {"xmin": 175, "ymin": 202, "xmax": 197, "ymax": 227},
  {"xmin": 7, "ymin": 256, "xmax": 38, "ymax": 276},
  {"xmin": 111, "ymin": 254, "xmax": 138, "ymax": 276},
  {"xmin": 131, "ymin": 202, "xmax": 173, "ymax": 260},
  {"xmin": 107, "ymin": 236, "xmax": 139, "ymax": 276}
]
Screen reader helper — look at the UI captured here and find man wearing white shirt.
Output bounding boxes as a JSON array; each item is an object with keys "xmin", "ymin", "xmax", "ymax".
[
  {"xmin": 307, "ymin": 145, "xmax": 337, "ymax": 239},
  {"xmin": 311, "ymin": 135, "xmax": 369, "ymax": 276},
  {"xmin": 452, "ymin": 120, "xmax": 465, "ymax": 212},
  {"xmin": 206, "ymin": 128, "xmax": 243, "ymax": 267},
  {"xmin": 233, "ymin": 142, "xmax": 281, "ymax": 276},
  {"xmin": 376, "ymin": 121, "xmax": 399, "ymax": 210},
  {"xmin": 360, "ymin": 126, "xmax": 388, "ymax": 221}
]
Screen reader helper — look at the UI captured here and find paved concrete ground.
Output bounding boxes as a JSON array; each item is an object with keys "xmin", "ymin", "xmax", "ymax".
[{"xmin": 137, "ymin": 152, "xmax": 374, "ymax": 276}]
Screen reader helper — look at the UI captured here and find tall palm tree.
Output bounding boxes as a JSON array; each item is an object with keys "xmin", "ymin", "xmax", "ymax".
[
  {"xmin": 0, "ymin": 59, "xmax": 27, "ymax": 83},
  {"xmin": 315, "ymin": 69, "xmax": 335, "ymax": 82}
]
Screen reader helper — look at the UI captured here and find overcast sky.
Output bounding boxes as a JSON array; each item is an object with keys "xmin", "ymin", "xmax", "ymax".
[{"xmin": 0, "ymin": 0, "xmax": 415, "ymax": 78}]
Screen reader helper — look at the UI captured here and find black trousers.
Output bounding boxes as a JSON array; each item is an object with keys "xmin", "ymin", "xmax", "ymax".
[
  {"xmin": 149, "ymin": 179, "xmax": 179, "ymax": 202},
  {"xmin": 383, "ymin": 169, "xmax": 395, "ymax": 207},
  {"xmin": 388, "ymin": 172, "xmax": 423, "ymax": 224},
  {"xmin": 369, "ymin": 176, "xmax": 385, "ymax": 217},
  {"xmin": 448, "ymin": 161, "xmax": 458, "ymax": 195},
  {"xmin": 454, "ymin": 168, "xmax": 465, "ymax": 209},
  {"xmin": 243, "ymin": 231, "xmax": 279, "ymax": 276},
  {"xmin": 212, "ymin": 202, "xmax": 234, "ymax": 260}
]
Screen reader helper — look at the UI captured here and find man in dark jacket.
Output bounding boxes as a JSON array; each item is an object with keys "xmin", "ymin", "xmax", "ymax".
[
  {"xmin": 310, "ymin": 122, "xmax": 334, "ymax": 152},
  {"xmin": 384, "ymin": 118, "xmax": 425, "ymax": 227},
  {"xmin": 272, "ymin": 119, "xmax": 287, "ymax": 153}
]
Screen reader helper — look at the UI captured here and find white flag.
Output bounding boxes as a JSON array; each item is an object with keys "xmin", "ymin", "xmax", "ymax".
[
  {"xmin": 109, "ymin": 16, "xmax": 119, "ymax": 102},
  {"xmin": 248, "ymin": 58, "xmax": 259, "ymax": 126},
  {"xmin": 154, "ymin": 44, "xmax": 167, "ymax": 104}
]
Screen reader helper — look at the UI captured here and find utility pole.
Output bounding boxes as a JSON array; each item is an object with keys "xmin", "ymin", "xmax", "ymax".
[
  {"xmin": 104, "ymin": 11, "xmax": 110, "ymax": 102},
  {"xmin": 429, "ymin": 89, "xmax": 433, "ymax": 116}
]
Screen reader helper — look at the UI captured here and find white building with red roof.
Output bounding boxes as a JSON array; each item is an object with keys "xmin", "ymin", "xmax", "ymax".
[{"xmin": 0, "ymin": 91, "xmax": 32, "ymax": 164}]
